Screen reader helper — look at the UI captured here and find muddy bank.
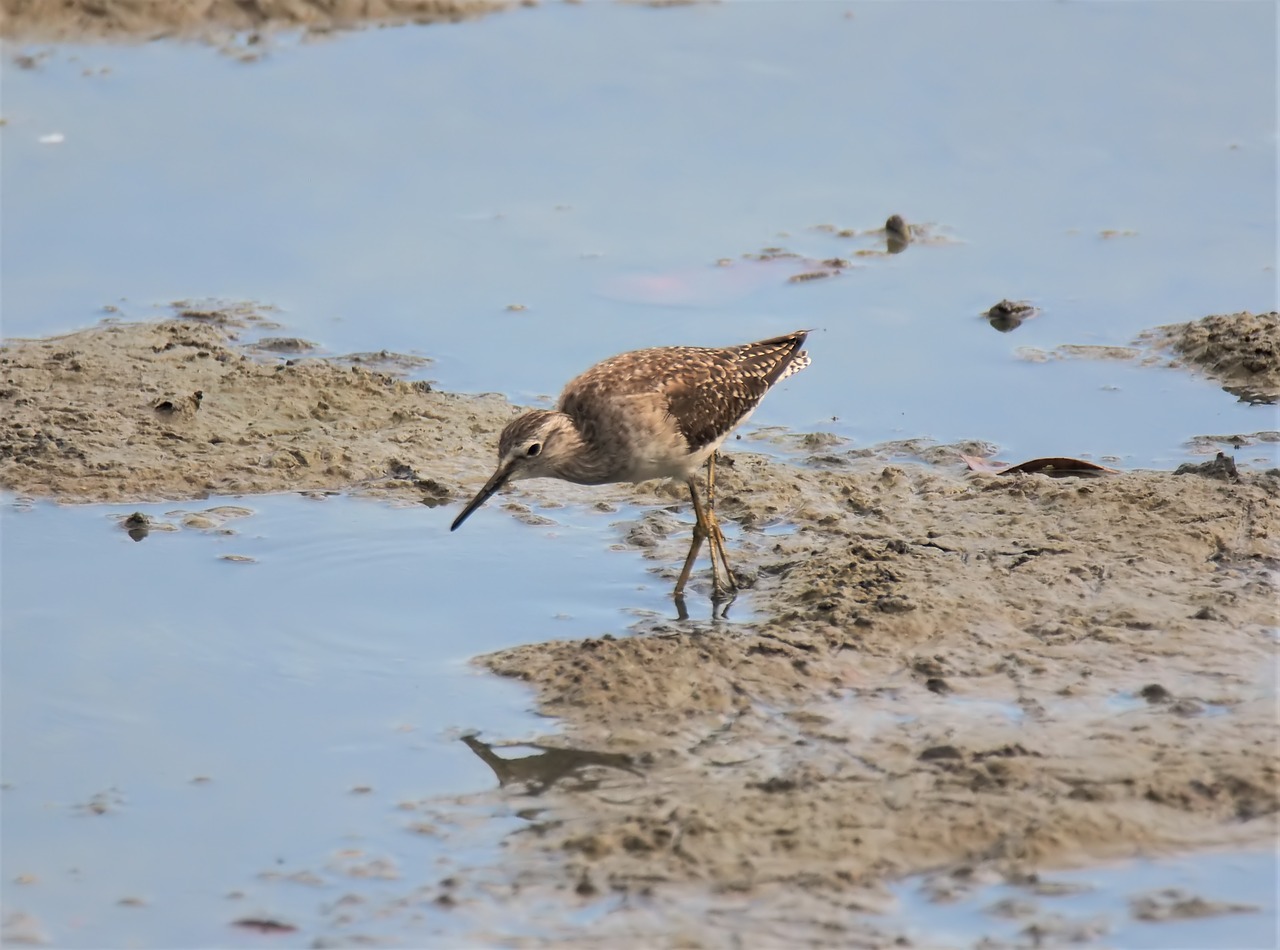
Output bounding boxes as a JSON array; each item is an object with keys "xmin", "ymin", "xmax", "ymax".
[
  {"xmin": 1141, "ymin": 309, "xmax": 1280, "ymax": 404},
  {"xmin": 0, "ymin": 308, "xmax": 518, "ymax": 505},
  {"xmin": 4, "ymin": 307, "xmax": 1275, "ymax": 508},
  {"xmin": 1017, "ymin": 309, "xmax": 1280, "ymax": 408},
  {"xmin": 470, "ymin": 459, "xmax": 1277, "ymax": 937},
  {"xmin": 1, "ymin": 0, "xmax": 507, "ymax": 43},
  {"xmin": 3, "ymin": 308, "xmax": 1278, "ymax": 944}
]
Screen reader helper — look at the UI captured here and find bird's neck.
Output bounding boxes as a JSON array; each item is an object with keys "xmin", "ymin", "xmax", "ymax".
[{"xmin": 545, "ymin": 412, "xmax": 616, "ymax": 485}]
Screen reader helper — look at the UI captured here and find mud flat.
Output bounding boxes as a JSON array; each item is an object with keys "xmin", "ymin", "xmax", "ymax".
[
  {"xmin": 473, "ymin": 457, "xmax": 1277, "ymax": 940},
  {"xmin": 0, "ymin": 0, "xmax": 508, "ymax": 43},
  {"xmin": 2, "ymin": 308, "xmax": 1277, "ymax": 944},
  {"xmin": 0, "ymin": 307, "xmax": 519, "ymax": 505}
]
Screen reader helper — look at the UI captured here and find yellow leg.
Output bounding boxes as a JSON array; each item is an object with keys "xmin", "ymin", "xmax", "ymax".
[
  {"xmin": 673, "ymin": 477, "xmax": 710, "ymax": 598},
  {"xmin": 705, "ymin": 454, "xmax": 736, "ymax": 595},
  {"xmin": 673, "ymin": 463, "xmax": 738, "ymax": 604}
]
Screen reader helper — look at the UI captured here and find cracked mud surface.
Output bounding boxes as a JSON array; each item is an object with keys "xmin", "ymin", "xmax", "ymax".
[{"xmin": 2, "ymin": 309, "xmax": 1277, "ymax": 945}]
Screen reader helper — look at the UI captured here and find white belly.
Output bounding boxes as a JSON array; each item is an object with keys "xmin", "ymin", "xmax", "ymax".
[{"xmin": 618, "ymin": 406, "xmax": 754, "ymax": 483}]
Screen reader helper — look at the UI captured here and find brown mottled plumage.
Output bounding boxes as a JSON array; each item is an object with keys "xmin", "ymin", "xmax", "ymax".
[{"xmin": 451, "ymin": 330, "xmax": 812, "ymax": 602}]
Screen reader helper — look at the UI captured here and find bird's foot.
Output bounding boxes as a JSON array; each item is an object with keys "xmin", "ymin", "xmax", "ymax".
[
  {"xmin": 705, "ymin": 511, "xmax": 737, "ymax": 595},
  {"xmin": 709, "ymin": 583, "xmax": 737, "ymax": 620}
]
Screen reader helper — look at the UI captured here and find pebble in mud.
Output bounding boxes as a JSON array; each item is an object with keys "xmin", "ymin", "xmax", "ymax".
[
  {"xmin": 984, "ymin": 298, "xmax": 1038, "ymax": 332},
  {"xmin": 151, "ymin": 390, "xmax": 203, "ymax": 416},
  {"xmin": 885, "ymin": 213, "xmax": 911, "ymax": 253},
  {"xmin": 119, "ymin": 511, "xmax": 154, "ymax": 541},
  {"xmin": 918, "ymin": 745, "xmax": 964, "ymax": 762},
  {"xmin": 1139, "ymin": 683, "xmax": 1171, "ymax": 704}
]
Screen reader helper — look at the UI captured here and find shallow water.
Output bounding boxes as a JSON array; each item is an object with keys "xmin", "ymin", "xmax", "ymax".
[
  {"xmin": 2, "ymin": 2, "xmax": 1278, "ymax": 945},
  {"xmin": 0, "ymin": 493, "xmax": 673, "ymax": 946},
  {"xmin": 894, "ymin": 849, "xmax": 1278, "ymax": 950},
  {"xmin": 2, "ymin": 1, "xmax": 1276, "ymax": 468}
]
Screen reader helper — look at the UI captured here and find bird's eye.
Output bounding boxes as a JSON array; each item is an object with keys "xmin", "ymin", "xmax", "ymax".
[{"xmin": 526, "ymin": 443, "xmax": 542, "ymax": 457}]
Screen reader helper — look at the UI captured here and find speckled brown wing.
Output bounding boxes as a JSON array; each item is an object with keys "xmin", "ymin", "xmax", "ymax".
[
  {"xmin": 663, "ymin": 331, "xmax": 810, "ymax": 450},
  {"xmin": 560, "ymin": 331, "xmax": 810, "ymax": 455}
]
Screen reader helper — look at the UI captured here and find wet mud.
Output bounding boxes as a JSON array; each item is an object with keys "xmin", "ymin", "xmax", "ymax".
[
  {"xmin": 1, "ymin": 0, "xmax": 508, "ymax": 44},
  {"xmin": 1142, "ymin": 309, "xmax": 1280, "ymax": 405},
  {"xmin": 0, "ymin": 307, "xmax": 515, "ymax": 505},
  {"xmin": 3, "ymin": 306, "xmax": 1277, "ymax": 943},
  {"xmin": 474, "ymin": 459, "xmax": 1277, "ymax": 940}
]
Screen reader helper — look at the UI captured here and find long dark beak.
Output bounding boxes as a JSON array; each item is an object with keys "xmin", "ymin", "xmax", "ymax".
[{"xmin": 450, "ymin": 463, "xmax": 515, "ymax": 531}]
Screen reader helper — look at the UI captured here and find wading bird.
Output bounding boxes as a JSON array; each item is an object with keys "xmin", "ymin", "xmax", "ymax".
[{"xmin": 450, "ymin": 330, "xmax": 812, "ymax": 605}]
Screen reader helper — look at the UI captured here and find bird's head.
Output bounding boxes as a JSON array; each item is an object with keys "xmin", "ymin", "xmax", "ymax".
[{"xmin": 450, "ymin": 410, "xmax": 576, "ymax": 530}]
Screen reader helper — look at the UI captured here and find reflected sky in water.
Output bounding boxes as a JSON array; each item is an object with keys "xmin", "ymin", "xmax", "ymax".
[
  {"xmin": 2, "ymin": 1, "xmax": 1276, "ymax": 466},
  {"xmin": 0, "ymin": 493, "xmax": 668, "ymax": 946},
  {"xmin": 895, "ymin": 848, "xmax": 1277, "ymax": 950}
]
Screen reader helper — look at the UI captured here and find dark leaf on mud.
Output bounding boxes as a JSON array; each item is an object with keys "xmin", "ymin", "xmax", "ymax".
[
  {"xmin": 999, "ymin": 457, "xmax": 1119, "ymax": 476},
  {"xmin": 961, "ymin": 455, "xmax": 1119, "ymax": 477},
  {"xmin": 232, "ymin": 918, "xmax": 297, "ymax": 934}
]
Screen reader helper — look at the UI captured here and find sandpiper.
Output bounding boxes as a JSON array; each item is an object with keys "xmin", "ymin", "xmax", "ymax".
[{"xmin": 450, "ymin": 330, "xmax": 811, "ymax": 600}]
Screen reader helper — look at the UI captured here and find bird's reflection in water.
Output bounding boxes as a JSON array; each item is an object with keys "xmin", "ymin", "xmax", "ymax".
[
  {"xmin": 673, "ymin": 589, "xmax": 736, "ymax": 622},
  {"xmin": 462, "ymin": 734, "xmax": 644, "ymax": 796}
]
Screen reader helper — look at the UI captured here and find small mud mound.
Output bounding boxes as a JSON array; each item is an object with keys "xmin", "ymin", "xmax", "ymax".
[
  {"xmin": 1144, "ymin": 310, "xmax": 1280, "ymax": 403},
  {"xmin": 0, "ymin": 313, "xmax": 515, "ymax": 503}
]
